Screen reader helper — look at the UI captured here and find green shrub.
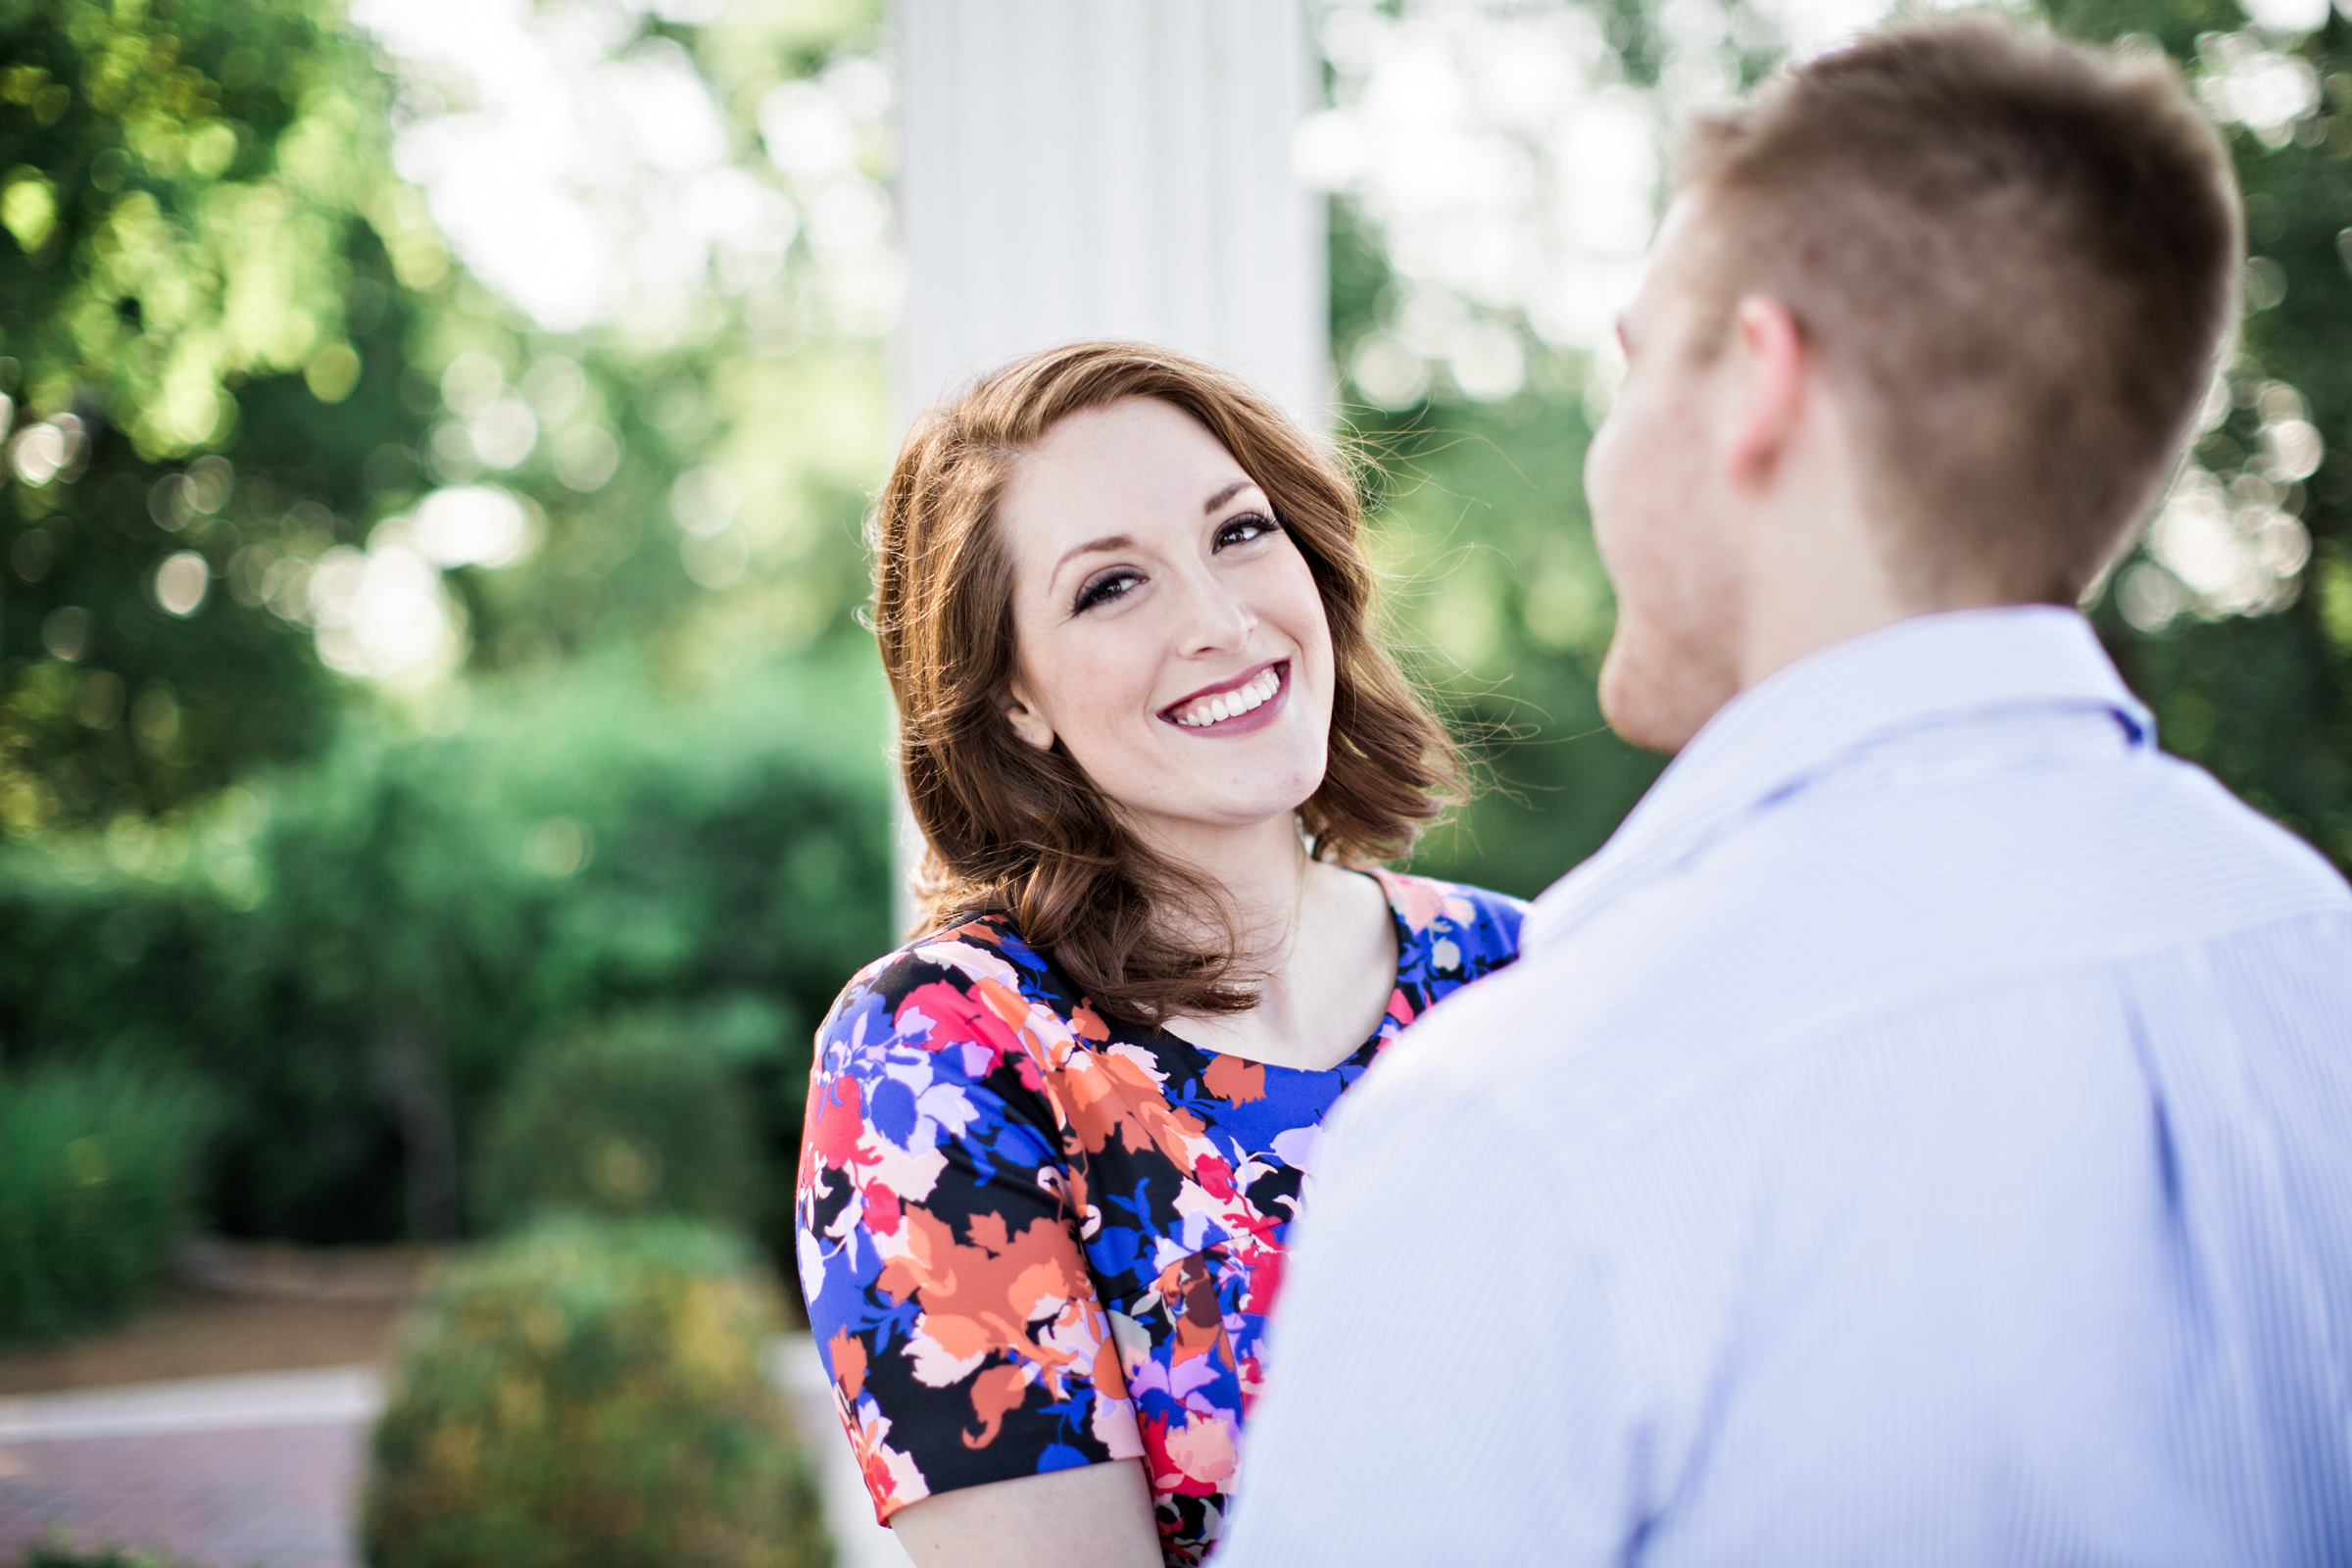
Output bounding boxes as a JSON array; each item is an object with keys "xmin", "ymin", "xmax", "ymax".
[
  {"xmin": 471, "ymin": 1005, "xmax": 773, "ymax": 1234},
  {"xmin": 363, "ymin": 1217, "xmax": 829, "ymax": 1568},
  {"xmin": 0, "ymin": 1056, "xmax": 216, "ymax": 1341},
  {"xmin": 0, "ymin": 651, "xmax": 890, "ymax": 1248}
]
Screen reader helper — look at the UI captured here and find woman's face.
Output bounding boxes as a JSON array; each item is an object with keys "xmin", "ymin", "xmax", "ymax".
[{"xmin": 996, "ymin": 396, "xmax": 1335, "ymax": 849}]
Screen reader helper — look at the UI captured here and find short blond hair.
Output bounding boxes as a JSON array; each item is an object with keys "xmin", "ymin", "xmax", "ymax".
[{"xmin": 1676, "ymin": 19, "xmax": 2241, "ymax": 601}]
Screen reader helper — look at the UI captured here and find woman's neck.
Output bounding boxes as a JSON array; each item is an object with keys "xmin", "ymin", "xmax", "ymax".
[
  {"xmin": 1137, "ymin": 812, "xmax": 1398, "ymax": 1071},
  {"xmin": 1135, "ymin": 811, "xmax": 1312, "ymax": 966}
]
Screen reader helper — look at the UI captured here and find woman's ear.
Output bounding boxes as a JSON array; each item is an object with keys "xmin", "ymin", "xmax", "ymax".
[{"xmin": 1004, "ymin": 679, "xmax": 1055, "ymax": 751}]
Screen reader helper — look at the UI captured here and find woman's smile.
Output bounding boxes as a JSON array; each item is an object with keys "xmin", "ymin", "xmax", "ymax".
[{"xmin": 1162, "ymin": 660, "xmax": 1289, "ymax": 732}]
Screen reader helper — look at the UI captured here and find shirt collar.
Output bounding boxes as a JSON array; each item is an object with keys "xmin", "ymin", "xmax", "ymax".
[{"xmin": 1519, "ymin": 606, "xmax": 2153, "ymax": 956}]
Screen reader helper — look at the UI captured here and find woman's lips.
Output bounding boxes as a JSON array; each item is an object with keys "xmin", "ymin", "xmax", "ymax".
[{"xmin": 1159, "ymin": 661, "xmax": 1291, "ymax": 735}]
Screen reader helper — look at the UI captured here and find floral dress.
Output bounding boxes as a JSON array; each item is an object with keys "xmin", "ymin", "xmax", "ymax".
[{"xmin": 795, "ymin": 868, "xmax": 1524, "ymax": 1565}]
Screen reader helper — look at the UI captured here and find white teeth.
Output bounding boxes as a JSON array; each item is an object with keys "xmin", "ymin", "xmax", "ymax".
[{"xmin": 1173, "ymin": 667, "xmax": 1281, "ymax": 727}]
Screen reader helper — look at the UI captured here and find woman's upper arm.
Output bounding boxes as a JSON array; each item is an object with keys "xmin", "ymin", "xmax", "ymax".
[
  {"xmin": 797, "ymin": 942, "xmax": 1150, "ymax": 1535},
  {"xmin": 890, "ymin": 1460, "xmax": 1162, "ymax": 1568}
]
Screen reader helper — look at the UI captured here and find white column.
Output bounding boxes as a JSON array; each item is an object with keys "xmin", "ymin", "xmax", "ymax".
[
  {"xmin": 895, "ymin": 0, "xmax": 1329, "ymax": 427},
  {"xmin": 882, "ymin": 0, "xmax": 1330, "ymax": 941}
]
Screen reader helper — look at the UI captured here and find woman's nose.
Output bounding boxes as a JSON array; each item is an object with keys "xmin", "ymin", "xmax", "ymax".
[{"xmin": 1173, "ymin": 568, "xmax": 1256, "ymax": 656}]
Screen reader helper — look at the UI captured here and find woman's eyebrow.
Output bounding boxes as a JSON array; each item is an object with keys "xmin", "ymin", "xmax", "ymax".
[
  {"xmin": 1054, "ymin": 534, "xmax": 1133, "ymax": 579},
  {"xmin": 1202, "ymin": 479, "xmax": 1252, "ymax": 514}
]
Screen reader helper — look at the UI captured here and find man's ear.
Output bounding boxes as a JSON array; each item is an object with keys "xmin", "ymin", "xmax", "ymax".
[
  {"xmin": 1003, "ymin": 679, "xmax": 1055, "ymax": 751},
  {"xmin": 1722, "ymin": 295, "xmax": 1806, "ymax": 492}
]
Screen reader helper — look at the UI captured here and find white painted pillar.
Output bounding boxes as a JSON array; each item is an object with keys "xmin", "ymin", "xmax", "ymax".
[
  {"xmin": 896, "ymin": 0, "xmax": 1328, "ymax": 427},
  {"xmin": 882, "ymin": 0, "xmax": 1330, "ymax": 939}
]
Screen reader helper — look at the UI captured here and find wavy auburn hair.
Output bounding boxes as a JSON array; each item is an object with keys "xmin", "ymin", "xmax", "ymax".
[{"xmin": 873, "ymin": 340, "xmax": 1462, "ymax": 1027}]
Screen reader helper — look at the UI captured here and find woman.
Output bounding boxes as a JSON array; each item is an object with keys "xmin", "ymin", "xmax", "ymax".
[{"xmin": 796, "ymin": 342, "xmax": 1524, "ymax": 1567}]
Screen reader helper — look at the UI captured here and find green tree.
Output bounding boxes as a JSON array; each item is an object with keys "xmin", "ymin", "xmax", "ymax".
[
  {"xmin": 1, "ymin": 0, "xmax": 896, "ymax": 844},
  {"xmin": 0, "ymin": 0, "xmax": 434, "ymax": 832},
  {"xmin": 1330, "ymin": 218, "xmax": 1665, "ymax": 898}
]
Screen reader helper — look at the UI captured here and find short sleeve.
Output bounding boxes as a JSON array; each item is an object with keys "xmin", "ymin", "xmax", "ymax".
[{"xmin": 796, "ymin": 935, "xmax": 1147, "ymax": 1522}]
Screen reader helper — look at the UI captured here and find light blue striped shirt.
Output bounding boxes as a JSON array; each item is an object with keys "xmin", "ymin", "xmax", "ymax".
[{"xmin": 1220, "ymin": 608, "xmax": 2352, "ymax": 1567}]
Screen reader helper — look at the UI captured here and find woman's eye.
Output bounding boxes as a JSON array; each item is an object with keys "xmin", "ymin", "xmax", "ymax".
[
  {"xmin": 1073, "ymin": 568, "xmax": 1143, "ymax": 613},
  {"xmin": 1215, "ymin": 513, "xmax": 1278, "ymax": 550}
]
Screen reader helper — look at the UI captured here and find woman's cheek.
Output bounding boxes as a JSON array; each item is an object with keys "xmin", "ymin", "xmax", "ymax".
[{"xmin": 1061, "ymin": 629, "xmax": 1159, "ymax": 760}]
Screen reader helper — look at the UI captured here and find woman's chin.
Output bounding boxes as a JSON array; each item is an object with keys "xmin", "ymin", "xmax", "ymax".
[{"xmin": 1120, "ymin": 778, "xmax": 1326, "ymax": 846}]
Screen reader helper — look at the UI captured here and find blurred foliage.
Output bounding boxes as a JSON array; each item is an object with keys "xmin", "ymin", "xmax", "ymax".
[
  {"xmin": 0, "ymin": 0, "xmax": 394, "ymax": 828},
  {"xmin": 1336, "ymin": 204, "xmax": 1666, "ymax": 896},
  {"xmin": 0, "ymin": 0, "xmax": 898, "ymax": 1257},
  {"xmin": 363, "ymin": 1216, "xmax": 830, "ymax": 1568},
  {"xmin": 0, "ymin": 652, "xmax": 891, "ymax": 1248},
  {"xmin": 1, "ymin": 0, "xmax": 890, "ymax": 837},
  {"xmin": 473, "ymin": 1006, "xmax": 769, "ymax": 1237},
  {"xmin": 0, "ymin": 1052, "xmax": 215, "ymax": 1341}
]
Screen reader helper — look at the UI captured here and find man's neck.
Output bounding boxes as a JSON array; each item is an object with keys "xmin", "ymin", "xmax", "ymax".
[{"xmin": 1730, "ymin": 452, "xmax": 2004, "ymax": 696}]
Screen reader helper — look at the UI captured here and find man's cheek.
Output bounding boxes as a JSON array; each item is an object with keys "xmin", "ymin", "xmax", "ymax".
[{"xmin": 1585, "ymin": 447, "xmax": 1629, "ymax": 571}]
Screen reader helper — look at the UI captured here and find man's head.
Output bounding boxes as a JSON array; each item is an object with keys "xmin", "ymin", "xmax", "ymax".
[{"xmin": 1586, "ymin": 19, "xmax": 2241, "ymax": 751}]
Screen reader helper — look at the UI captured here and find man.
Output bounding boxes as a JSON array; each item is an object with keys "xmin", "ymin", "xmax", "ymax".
[{"xmin": 1219, "ymin": 19, "xmax": 2352, "ymax": 1566}]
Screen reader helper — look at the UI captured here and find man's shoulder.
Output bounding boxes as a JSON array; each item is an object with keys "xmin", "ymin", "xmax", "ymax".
[
  {"xmin": 1369, "ymin": 743, "xmax": 2351, "ymax": 1156},
  {"xmin": 2134, "ymin": 751, "xmax": 2352, "ymax": 909},
  {"xmin": 1687, "ymin": 736, "xmax": 2349, "ymax": 971}
]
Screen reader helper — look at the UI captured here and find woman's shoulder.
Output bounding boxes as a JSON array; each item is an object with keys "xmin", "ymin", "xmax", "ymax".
[
  {"xmin": 832, "ymin": 912, "xmax": 1032, "ymax": 1000},
  {"xmin": 1372, "ymin": 867, "xmax": 1528, "ymax": 969},
  {"xmin": 817, "ymin": 913, "xmax": 1075, "ymax": 1059}
]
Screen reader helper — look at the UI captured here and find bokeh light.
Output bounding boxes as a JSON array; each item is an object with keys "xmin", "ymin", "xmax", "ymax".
[
  {"xmin": 2120, "ymin": 372, "xmax": 2323, "ymax": 632},
  {"xmin": 413, "ymin": 485, "xmax": 537, "ymax": 569},
  {"xmin": 152, "ymin": 551, "xmax": 212, "ymax": 618},
  {"xmin": 309, "ymin": 541, "xmax": 466, "ymax": 686}
]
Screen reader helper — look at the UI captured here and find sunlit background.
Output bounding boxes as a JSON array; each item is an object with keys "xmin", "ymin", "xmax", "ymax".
[{"xmin": 2, "ymin": 0, "xmax": 2348, "ymax": 1562}]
